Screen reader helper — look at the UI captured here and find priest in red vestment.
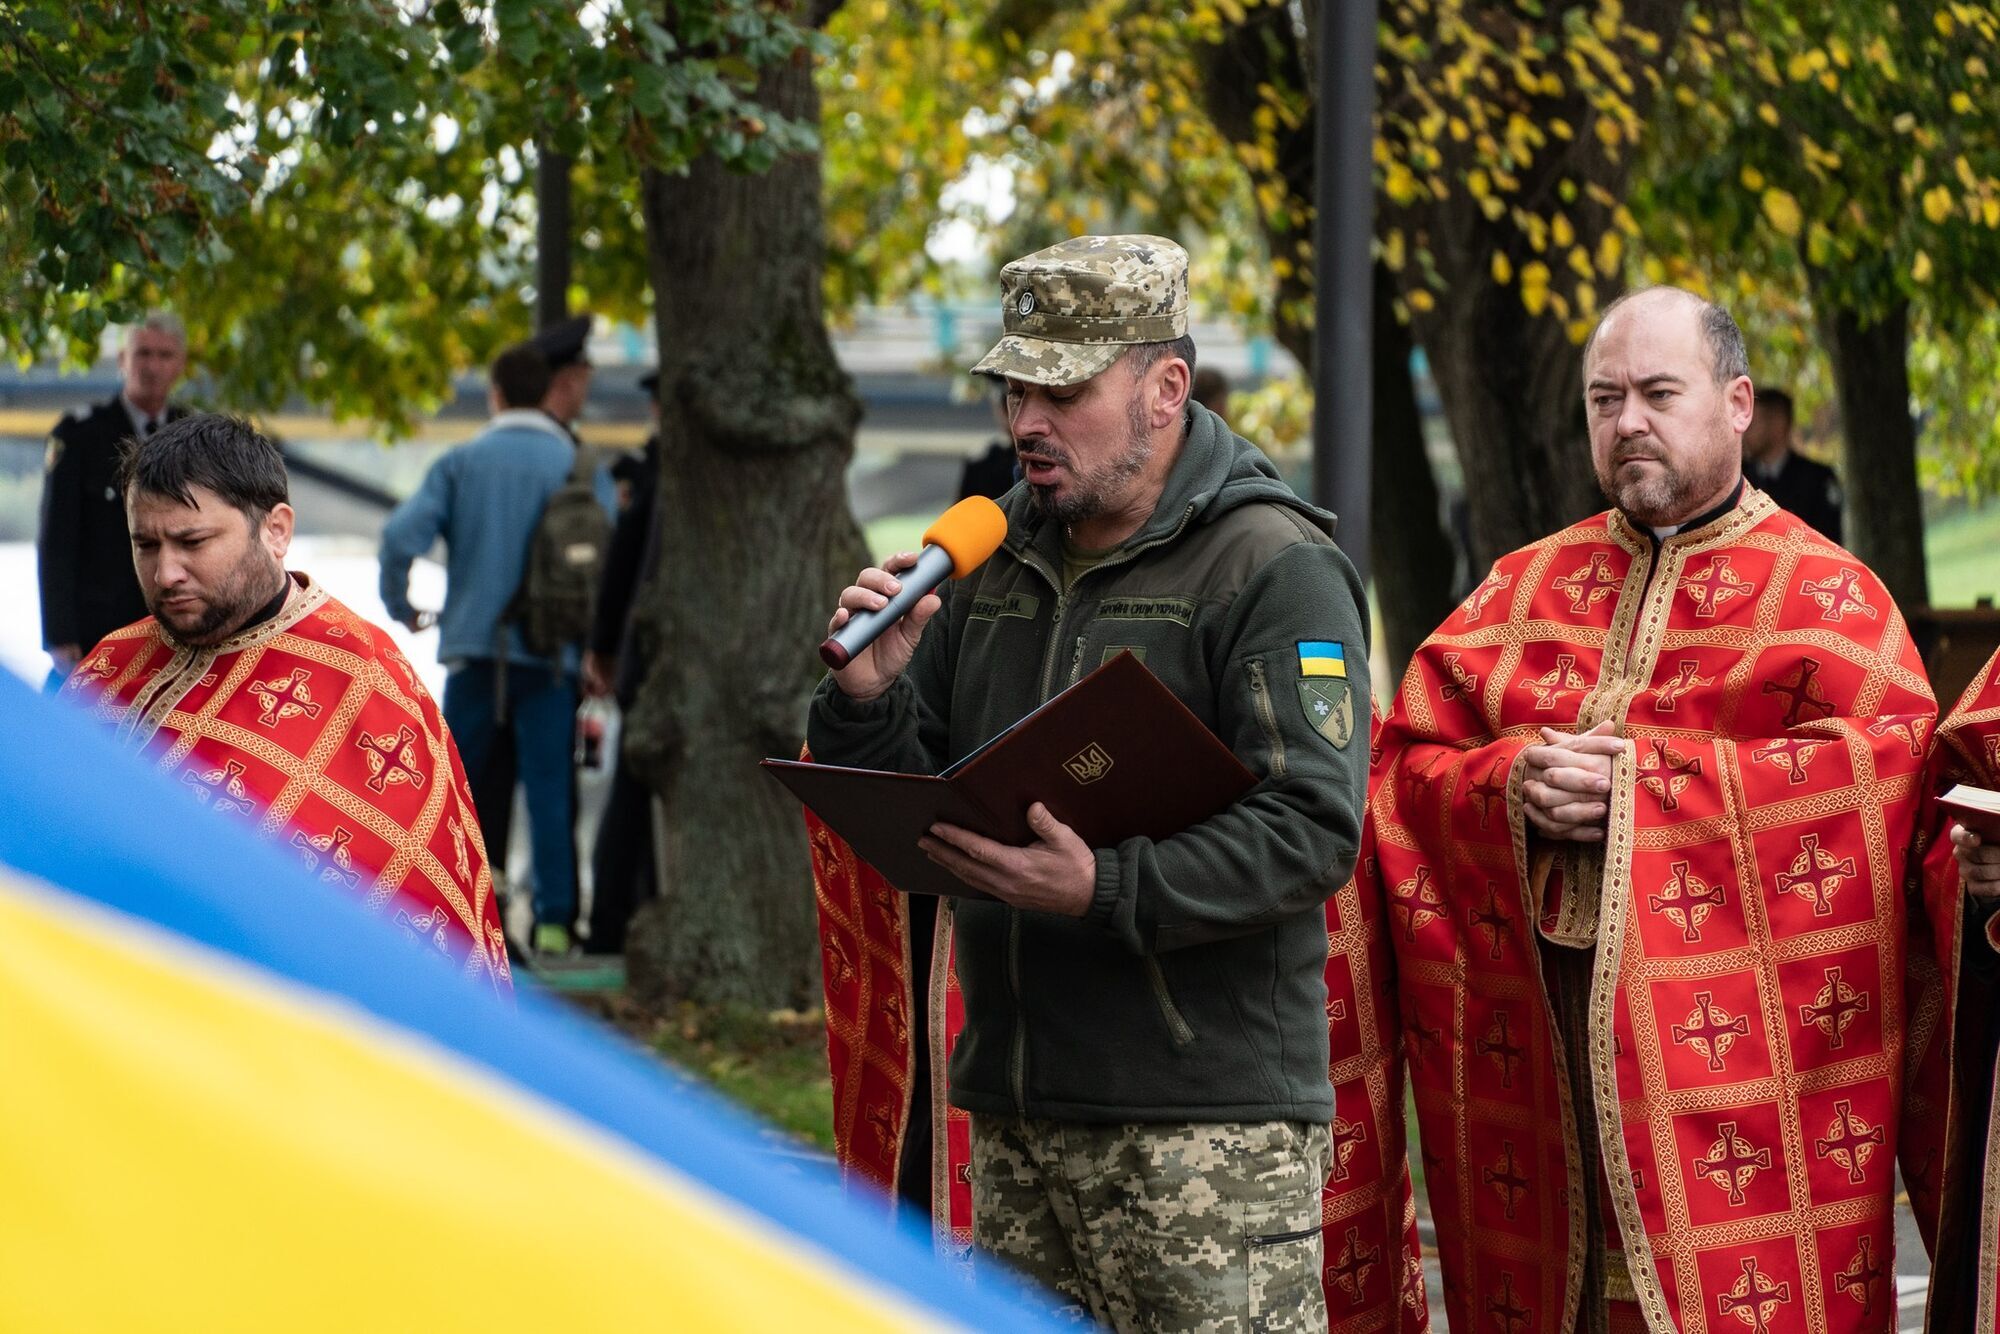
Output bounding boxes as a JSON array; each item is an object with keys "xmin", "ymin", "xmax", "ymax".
[
  {"xmin": 1914, "ymin": 648, "xmax": 2000, "ymax": 1330},
  {"xmin": 62, "ymin": 414, "xmax": 510, "ymax": 994},
  {"xmin": 1363, "ymin": 287, "xmax": 1936, "ymax": 1332}
]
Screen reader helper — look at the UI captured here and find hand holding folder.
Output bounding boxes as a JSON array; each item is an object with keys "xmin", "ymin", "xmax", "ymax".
[{"xmin": 765, "ymin": 653, "xmax": 1257, "ymax": 899}]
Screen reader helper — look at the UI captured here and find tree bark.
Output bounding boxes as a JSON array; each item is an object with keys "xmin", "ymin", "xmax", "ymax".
[
  {"xmin": 1411, "ymin": 273, "xmax": 1601, "ymax": 569},
  {"xmin": 1369, "ymin": 262, "xmax": 1456, "ymax": 677},
  {"xmin": 1384, "ymin": 1, "xmax": 1689, "ymax": 573},
  {"xmin": 1192, "ymin": 6, "xmax": 1454, "ymax": 685},
  {"xmin": 1814, "ymin": 287, "xmax": 1930, "ymax": 610},
  {"xmin": 622, "ymin": 35, "xmax": 866, "ymax": 1008}
]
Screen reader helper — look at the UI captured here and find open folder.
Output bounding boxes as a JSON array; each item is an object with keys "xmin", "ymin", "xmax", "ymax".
[
  {"xmin": 1942, "ymin": 783, "xmax": 2000, "ymax": 842},
  {"xmin": 763, "ymin": 651, "xmax": 1257, "ymax": 898}
]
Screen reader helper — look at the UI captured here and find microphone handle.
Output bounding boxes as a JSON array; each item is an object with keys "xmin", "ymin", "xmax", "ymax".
[{"xmin": 820, "ymin": 543, "xmax": 958, "ymax": 670}]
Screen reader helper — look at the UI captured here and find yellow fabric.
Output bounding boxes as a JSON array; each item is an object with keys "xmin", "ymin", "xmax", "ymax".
[{"xmin": 0, "ymin": 876, "xmax": 945, "ymax": 1333}]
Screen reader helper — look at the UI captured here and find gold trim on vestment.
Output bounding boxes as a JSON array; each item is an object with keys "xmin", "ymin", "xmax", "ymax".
[
  {"xmin": 928, "ymin": 898, "xmax": 957, "ymax": 1255},
  {"xmin": 1584, "ymin": 498, "xmax": 1783, "ymax": 1332},
  {"xmin": 1505, "ymin": 740, "xmax": 1588, "ymax": 1333}
]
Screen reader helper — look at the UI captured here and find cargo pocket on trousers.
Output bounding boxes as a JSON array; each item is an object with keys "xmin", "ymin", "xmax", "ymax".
[{"xmin": 1242, "ymin": 1194, "xmax": 1325, "ymax": 1333}]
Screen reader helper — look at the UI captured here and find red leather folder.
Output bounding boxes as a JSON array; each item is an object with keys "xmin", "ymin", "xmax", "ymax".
[{"xmin": 763, "ymin": 652, "xmax": 1257, "ymax": 898}]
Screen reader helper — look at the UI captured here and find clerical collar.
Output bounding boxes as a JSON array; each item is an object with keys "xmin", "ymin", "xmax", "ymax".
[
  {"xmin": 1644, "ymin": 478, "xmax": 1745, "ymax": 543},
  {"xmin": 235, "ymin": 574, "xmax": 296, "ymax": 636}
]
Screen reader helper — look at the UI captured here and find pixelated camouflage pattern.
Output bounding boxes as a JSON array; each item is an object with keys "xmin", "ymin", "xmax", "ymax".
[
  {"xmin": 971, "ymin": 234, "xmax": 1191, "ymax": 387},
  {"xmin": 971, "ymin": 1115, "xmax": 1330, "ymax": 1332}
]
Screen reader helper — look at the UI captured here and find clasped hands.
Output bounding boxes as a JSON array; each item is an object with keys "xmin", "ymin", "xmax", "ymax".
[{"xmin": 1519, "ymin": 720, "xmax": 1630, "ymax": 843}]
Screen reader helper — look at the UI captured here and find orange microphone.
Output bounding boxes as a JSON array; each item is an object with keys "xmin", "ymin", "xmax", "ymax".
[{"xmin": 819, "ymin": 495, "xmax": 1008, "ymax": 670}]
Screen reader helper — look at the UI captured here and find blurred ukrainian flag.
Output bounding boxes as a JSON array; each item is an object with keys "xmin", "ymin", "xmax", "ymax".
[{"xmin": 0, "ymin": 671, "xmax": 1057, "ymax": 1332}]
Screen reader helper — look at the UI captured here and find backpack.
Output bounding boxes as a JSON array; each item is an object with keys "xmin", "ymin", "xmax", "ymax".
[{"xmin": 505, "ymin": 445, "xmax": 611, "ymax": 657}]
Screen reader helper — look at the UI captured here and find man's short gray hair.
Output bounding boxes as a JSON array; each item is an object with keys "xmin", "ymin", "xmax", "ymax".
[
  {"xmin": 127, "ymin": 310, "xmax": 186, "ymax": 346},
  {"xmin": 1124, "ymin": 334, "xmax": 1198, "ymax": 381},
  {"xmin": 1584, "ymin": 286, "xmax": 1747, "ymax": 386}
]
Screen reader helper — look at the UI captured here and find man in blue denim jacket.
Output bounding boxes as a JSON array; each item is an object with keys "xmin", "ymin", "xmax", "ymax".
[{"xmin": 379, "ymin": 336, "xmax": 611, "ymax": 955}]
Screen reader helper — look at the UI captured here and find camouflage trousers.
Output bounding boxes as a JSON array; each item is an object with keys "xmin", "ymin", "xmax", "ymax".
[{"xmin": 969, "ymin": 1114, "xmax": 1331, "ymax": 1333}]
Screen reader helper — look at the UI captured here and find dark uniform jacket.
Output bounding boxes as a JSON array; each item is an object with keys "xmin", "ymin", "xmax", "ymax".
[
  {"xmin": 1750, "ymin": 448, "xmax": 1844, "ymax": 544},
  {"xmin": 809, "ymin": 404, "xmax": 1371, "ymax": 1125},
  {"xmin": 37, "ymin": 397, "xmax": 185, "ymax": 653}
]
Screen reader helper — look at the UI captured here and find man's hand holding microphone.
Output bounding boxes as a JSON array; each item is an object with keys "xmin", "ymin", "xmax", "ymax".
[{"xmin": 820, "ymin": 497, "xmax": 1097, "ymax": 916}]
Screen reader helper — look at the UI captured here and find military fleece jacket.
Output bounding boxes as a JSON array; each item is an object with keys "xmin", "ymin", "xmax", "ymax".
[{"xmin": 807, "ymin": 404, "xmax": 1370, "ymax": 1124}]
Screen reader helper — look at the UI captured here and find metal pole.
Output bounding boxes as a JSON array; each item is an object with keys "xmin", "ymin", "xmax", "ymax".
[
  {"xmin": 536, "ymin": 144, "xmax": 573, "ymax": 328},
  {"xmin": 1313, "ymin": 0, "xmax": 1376, "ymax": 585}
]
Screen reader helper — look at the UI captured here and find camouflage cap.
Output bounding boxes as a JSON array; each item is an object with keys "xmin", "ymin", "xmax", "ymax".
[{"xmin": 970, "ymin": 234, "xmax": 1190, "ymax": 387}]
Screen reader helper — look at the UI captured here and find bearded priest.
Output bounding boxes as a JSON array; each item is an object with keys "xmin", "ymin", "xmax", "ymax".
[
  {"xmin": 62, "ymin": 413, "xmax": 510, "ymax": 995},
  {"xmin": 1362, "ymin": 286, "xmax": 1937, "ymax": 1332}
]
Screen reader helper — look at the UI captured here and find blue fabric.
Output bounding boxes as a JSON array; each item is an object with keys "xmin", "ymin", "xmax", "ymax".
[
  {"xmin": 378, "ymin": 415, "xmax": 615, "ymax": 669},
  {"xmin": 443, "ymin": 661, "xmax": 578, "ymax": 926},
  {"xmin": 0, "ymin": 671, "xmax": 1064, "ymax": 1330}
]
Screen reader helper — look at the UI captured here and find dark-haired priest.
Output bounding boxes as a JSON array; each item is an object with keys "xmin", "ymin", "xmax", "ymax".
[{"xmin": 62, "ymin": 412, "xmax": 511, "ymax": 994}]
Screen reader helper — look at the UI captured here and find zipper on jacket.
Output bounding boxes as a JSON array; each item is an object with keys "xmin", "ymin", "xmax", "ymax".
[
  {"xmin": 1247, "ymin": 1224, "xmax": 1321, "ymax": 1247},
  {"xmin": 1144, "ymin": 956, "xmax": 1196, "ymax": 1047},
  {"xmin": 1246, "ymin": 657, "xmax": 1287, "ymax": 779},
  {"xmin": 1036, "ymin": 590, "xmax": 1070, "ymax": 703},
  {"xmin": 1066, "ymin": 633, "xmax": 1088, "ymax": 687}
]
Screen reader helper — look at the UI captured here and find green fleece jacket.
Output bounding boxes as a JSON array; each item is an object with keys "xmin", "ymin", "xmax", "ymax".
[{"xmin": 807, "ymin": 404, "xmax": 1370, "ymax": 1123}]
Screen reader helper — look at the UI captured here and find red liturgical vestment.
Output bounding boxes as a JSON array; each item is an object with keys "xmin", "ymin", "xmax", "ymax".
[
  {"xmin": 1914, "ymin": 649, "xmax": 2000, "ymax": 1331},
  {"xmin": 1362, "ymin": 491, "xmax": 1935, "ymax": 1333},
  {"xmin": 64, "ymin": 575, "xmax": 511, "ymax": 994},
  {"xmin": 804, "ymin": 805, "xmax": 1429, "ymax": 1330}
]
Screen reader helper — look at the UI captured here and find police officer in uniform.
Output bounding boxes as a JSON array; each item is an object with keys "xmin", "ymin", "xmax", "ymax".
[{"xmin": 37, "ymin": 312, "xmax": 190, "ymax": 681}]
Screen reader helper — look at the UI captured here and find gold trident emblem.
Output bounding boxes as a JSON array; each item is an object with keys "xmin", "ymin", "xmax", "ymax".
[{"xmin": 1063, "ymin": 742, "xmax": 1114, "ymax": 785}]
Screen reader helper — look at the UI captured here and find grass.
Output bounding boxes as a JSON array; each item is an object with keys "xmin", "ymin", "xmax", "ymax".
[
  {"xmin": 1924, "ymin": 501, "xmax": 2000, "ymax": 607},
  {"xmin": 597, "ymin": 998, "xmax": 837, "ymax": 1153}
]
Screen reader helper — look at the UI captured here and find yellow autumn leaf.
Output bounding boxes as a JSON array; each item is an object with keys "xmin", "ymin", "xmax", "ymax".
[
  {"xmin": 1985, "ymin": 198, "xmax": 2000, "ymax": 227},
  {"xmin": 1596, "ymin": 231, "xmax": 1624, "ymax": 276},
  {"xmin": 1568, "ymin": 245, "xmax": 1594, "ymax": 279},
  {"xmin": 1552, "ymin": 214, "xmax": 1575, "ymax": 248},
  {"xmin": 1740, "ymin": 165, "xmax": 1766, "ymax": 191},
  {"xmin": 1385, "ymin": 162, "xmax": 1420, "ymax": 205},
  {"xmin": 1408, "ymin": 288, "xmax": 1436, "ymax": 313},
  {"xmin": 1924, "ymin": 185, "xmax": 1954, "ymax": 223},
  {"xmin": 1913, "ymin": 250, "xmax": 1934, "ymax": 282},
  {"xmin": 1758, "ymin": 102, "xmax": 1781, "ymax": 127},
  {"xmin": 1761, "ymin": 188, "xmax": 1804, "ymax": 237},
  {"xmin": 1491, "ymin": 251, "xmax": 1514, "ymax": 284},
  {"xmin": 1952, "ymin": 91, "xmax": 1975, "ymax": 114}
]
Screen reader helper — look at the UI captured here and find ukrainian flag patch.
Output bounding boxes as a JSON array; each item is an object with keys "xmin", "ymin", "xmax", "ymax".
[{"xmin": 1297, "ymin": 640, "xmax": 1346, "ymax": 679}]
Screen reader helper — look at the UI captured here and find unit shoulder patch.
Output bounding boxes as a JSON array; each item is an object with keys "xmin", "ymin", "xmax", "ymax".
[{"xmin": 1298, "ymin": 676, "xmax": 1355, "ymax": 749}]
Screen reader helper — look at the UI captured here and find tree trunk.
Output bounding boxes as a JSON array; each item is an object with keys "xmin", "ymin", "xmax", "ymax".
[
  {"xmin": 1813, "ymin": 287, "xmax": 1930, "ymax": 610},
  {"xmin": 1369, "ymin": 262, "xmax": 1455, "ymax": 679},
  {"xmin": 1414, "ymin": 277, "xmax": 1601, "ymax": 570},
  {"xmin": 1383, "ymin": 1, "xmax": 1689, "ymax": 573},
  {"xmin": 1192, "ymin": 9, "xmax": 1453, "ymax": 687},
  {"xmin": 622, "ymin": 38, "xmax": 866, "ymax": 1008},
  {"xmin": 535, "ymin": 144, "xmax": 572, "ymax": 328}
]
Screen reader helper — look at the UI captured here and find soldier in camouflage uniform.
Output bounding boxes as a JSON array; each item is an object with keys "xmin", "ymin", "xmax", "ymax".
[{"xmin": 809, "ymin": 235, "xmax": 1371, "ymax": 1331}]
